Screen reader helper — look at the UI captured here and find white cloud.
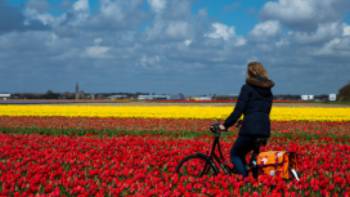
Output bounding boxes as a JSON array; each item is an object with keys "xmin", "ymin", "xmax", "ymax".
[
  {"xmin": 24, "ymin": 8, "xmax": 55, "ymax": 26},
  {"xmin": 184, "ymin": 39, "xmax": 192, "ymax": 46},
  {"xmin": 275, "ymin": 39, "xmax": 289, "ymax": 47},
  {"xmin": 73, "ymin": 0, "xmax": 89, "ymax": 12},
  {"xmin": 205, "ymin": 23, "xmax": 246, "ymax": 47},
  {"xmin": 262, "ymin": 0, "xmax": 314, "ymax": 23},
  {"xmin": 251, "ymin": 20, "xmax": 281, "ymax": 38},
  {"xmin": 58, "ymin": 0, "xmax": 89, "ymax": 26},
  {"xmin": 26, "ymin": 0, "xmax": 49, "ymax": 12},
  {"xmin": 24, "ymin": 0, "xmax": 57, "ymax": 26},
  {"xmin": 83, "ymin": 0, "xmax": 144, "ymax": 31},
  {"xmin": 85, "ymin": 46, "xmax": 110, "ymax": 59},
  {"xmin": 205, "ymin": 23, "xmax": 235, "ymax": 41},
  {"xmin": 100, "ymin": 0, "xmax": 123, "ymax": 21},
  {"xmin": 166, "ymin": 21, "xmax": 190, "ymax": 38},
  {"xmin": 235, "ymin": 37, "xmax": 246, "ymax": 47},
  {"xmin": 315, "ymin": 37, "xmax": 350, "ymax": 56},
  {"xmin": 261, "ymin": 0, "xmax": 350, "ymax": 30},
  {"xmin": 343, "ymin": 24, "xmax": 350, "ymax": 36},
  {"xmin": 45, "ymin": 33, "xmax": 59, "ymax": 47},
  {"xmin": 94, "ymin": 38, "xmax": 103, "ymax": 45},
  {"xmin": 148, "ymin": 0, "xmax": 166, "ymax": 13},
  {"xmin": 292, "ymin": 22, "xmax": 342, "ymax": 44},
  {"xmin": 146, "ymin": 19, "xmax": 191, "ymax": 41},
  {"xmin": 140, "ymin": 55, "xmax": 162, "ymax": 70},
  {"xmin": 145, "ymin": 19, "xmax": 165, "ymax": 40},
  {"xmin": 197, "ymin": 9, "xmax": 208, "ymax": 17}
]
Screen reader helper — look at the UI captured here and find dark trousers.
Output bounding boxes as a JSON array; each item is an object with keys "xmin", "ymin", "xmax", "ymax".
[{"xmin": 230, "ymin": 136, "xmax": 263, "ymax": 178}]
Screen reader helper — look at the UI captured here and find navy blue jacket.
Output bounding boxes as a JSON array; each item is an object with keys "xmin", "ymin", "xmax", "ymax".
[{"xmin": 223, "ymin": 77, "xmax": 274, "ymax": 138}]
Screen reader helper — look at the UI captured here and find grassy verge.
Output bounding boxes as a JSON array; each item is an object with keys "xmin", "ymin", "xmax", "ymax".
[
  {"xmin": 323, "ymin": 101, "xmax": 350, "ymax": 105},
  {"xmin": 0, "ymin": 127, "xmax": 349, "ymax": 141},
  {"xmin": 0, "ymin": 127, "xmax": 210, "ymax": 138}
]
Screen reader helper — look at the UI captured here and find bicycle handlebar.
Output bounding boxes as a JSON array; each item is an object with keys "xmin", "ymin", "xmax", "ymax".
[
  {"xmin": 209, "ymin": 123, "xmax": 223, "ymax": 136},
  {"xmin": 210, "ymin": 120, "xmax": 242, "ymax": 137}
]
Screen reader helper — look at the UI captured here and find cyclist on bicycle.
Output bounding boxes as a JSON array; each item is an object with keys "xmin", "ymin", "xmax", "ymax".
[{"xmin": 219, "ymin": 61, "xmax": 274, "ymax": 178}]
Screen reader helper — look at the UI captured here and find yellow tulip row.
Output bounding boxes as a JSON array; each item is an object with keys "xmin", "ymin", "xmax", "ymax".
[{"xmin": 0, "ymin": 105, "xmax": 349, "ymax": 121}]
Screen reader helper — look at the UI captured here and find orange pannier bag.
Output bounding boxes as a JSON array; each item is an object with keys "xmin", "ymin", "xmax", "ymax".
[{"xmin": 256, "ymin": 151, "xmax": 297, "ymax": 179}]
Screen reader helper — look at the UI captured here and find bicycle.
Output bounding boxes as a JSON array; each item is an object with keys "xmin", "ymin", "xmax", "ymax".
[{"xmin": 176, "ymin": 123, "xmax": 300, "ymax": 180}]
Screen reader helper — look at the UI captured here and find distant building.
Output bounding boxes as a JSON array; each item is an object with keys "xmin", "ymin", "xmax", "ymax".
[
  {"xmin": 329, "ymin": 94, "xmax": 337, "ymax": 102},
  {"xmin": 75, "ymin": 83, "xmax": 80, "ymax": 100},
  {"xmin": 191, "ymin": 96, "xmax": 212, "ymax": 101},
  {"xmin": 0, "ymin": 94, "xmax": 11, "ymax": 100},
  {"xmin": 108, "ymin": 94, "xmax": 129, "ymax": 99},
  {"xmin": 169, "ymin": 93, "xmax": 186, "ymax": 100},
  {"xmin": 137, "ymin": 94, "xmax": 170, "ymax": 100},
  {"xmin": 301, "ymin": 95, "xmax": 314, "ymax": 101},
  {"xmin": 74, "ymin": 83, "xmax": 85, "ymax": 99}
]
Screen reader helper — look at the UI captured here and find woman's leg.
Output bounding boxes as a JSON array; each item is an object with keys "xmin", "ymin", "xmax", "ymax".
[
  {"xmin": 230, "ymin": 136, "xmax": 254, "ymax": 177},
  {"xmin": 231, "ymin": 153, "xmax": 248, "ymax": 177}
]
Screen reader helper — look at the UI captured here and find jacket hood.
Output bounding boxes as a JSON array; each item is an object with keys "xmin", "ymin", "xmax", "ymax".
[
  {"xmin": 246, "ymin": 76, "xmax": 275, "ymax": 89},
  {"xmin": 246, "ymin": 76, "xmax": 274, "ymax": 98}
]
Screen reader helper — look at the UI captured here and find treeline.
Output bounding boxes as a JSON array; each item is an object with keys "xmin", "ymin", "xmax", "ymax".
[
  {"xmin": 10, "ymin": 90, "xmax": 149, "ymax": 100},
  {"xmin": 338, "ymin": 82, "xmax": 350, "ymax": 101}
]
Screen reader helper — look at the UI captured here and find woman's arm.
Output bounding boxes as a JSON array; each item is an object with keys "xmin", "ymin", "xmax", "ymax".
[{"xmin": 222, "ymin": 85, "xmax": 250, "ymax": 129}]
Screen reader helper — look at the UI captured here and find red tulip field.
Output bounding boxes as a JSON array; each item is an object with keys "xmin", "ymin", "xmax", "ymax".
[{"xmin": 0, "ymin": 105, "xmax": 349, "ymax": 196}]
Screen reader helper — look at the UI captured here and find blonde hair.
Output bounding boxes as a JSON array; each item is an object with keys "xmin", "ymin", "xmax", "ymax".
[{"xmin": 247, "ymin": 61, "xmax": 269, "ymax": 80}]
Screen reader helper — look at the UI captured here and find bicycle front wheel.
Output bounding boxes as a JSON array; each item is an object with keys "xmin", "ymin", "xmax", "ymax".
[{"xmin": 176, "ymin": 153, "xmax": 218, "ymax": 177}]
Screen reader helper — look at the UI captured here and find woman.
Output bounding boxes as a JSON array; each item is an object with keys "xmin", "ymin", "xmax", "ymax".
[{"xmin": 219, "ymin": 61, "xmax": 274, "ymax": 178}]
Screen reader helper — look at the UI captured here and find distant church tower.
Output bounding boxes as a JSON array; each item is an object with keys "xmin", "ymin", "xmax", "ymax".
[{"xmin": 75, "ymin": 82, "xmax": 80, "ymax": 100}]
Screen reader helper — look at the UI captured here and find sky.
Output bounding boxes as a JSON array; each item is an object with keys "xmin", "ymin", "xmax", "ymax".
[{"xmin": 0, "ymin": 0, "xmax": 349, "ymax": 95}]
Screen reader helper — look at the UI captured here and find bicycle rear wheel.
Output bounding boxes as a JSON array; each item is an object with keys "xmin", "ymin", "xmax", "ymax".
[{"xmin": 176, "ymin": 153, "xmax": 218, "ymax": 177}]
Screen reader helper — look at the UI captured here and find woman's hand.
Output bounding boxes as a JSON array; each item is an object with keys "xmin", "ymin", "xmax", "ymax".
[
  {"xmin": 219, "ymin": 124, "xmax": 226, "ymax": 131},
  {"xmin": 209, "ymin": 123, "xmax": 227, "ymax": 133}
]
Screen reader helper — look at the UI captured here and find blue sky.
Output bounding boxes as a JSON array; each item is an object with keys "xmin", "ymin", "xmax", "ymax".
[
  {"xmin": 193, "ymin": 0, "xmax": 266, "ymax": 35},
  {"xmin": 1, "ymin": 0, "xmax": 350, "ymax": 95}
]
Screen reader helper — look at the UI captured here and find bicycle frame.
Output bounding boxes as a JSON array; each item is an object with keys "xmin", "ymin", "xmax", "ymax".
[
  {"xmin": 206, "ymin": 130, "xmax": 263, "ymax": 176},
  {"xmin": 207, "ymin": 134, "xmax": 235, "ymax": 174}
]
